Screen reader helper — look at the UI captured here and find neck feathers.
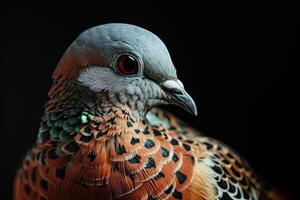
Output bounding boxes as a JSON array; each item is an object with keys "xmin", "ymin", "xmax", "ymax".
[{"xmin": 38, "ymin": 80, "xmax": 146, "ymax": 144}]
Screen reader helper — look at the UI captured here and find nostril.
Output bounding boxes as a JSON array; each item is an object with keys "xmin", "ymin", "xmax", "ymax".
[
  {"xmin": 177, "ymin": 79, "xmax": 184, "ymax": 88},
  {"xmin": 163, "ymin": 87, "xmax": 182, "ymax": 95},
  {"xmin": 161, "ymin": 80, "xmax": 184, "ymax": 95}
]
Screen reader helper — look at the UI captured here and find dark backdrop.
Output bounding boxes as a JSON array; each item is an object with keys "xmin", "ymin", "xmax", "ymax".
[{"xmin": 1, "ymin": 5, "xmax": 298, "ymax": 200}]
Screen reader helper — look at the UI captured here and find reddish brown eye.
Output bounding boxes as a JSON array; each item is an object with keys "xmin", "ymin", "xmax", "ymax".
[{"xmin": 117, "ymin": 54, "xmax": 139, "ymax": 75}]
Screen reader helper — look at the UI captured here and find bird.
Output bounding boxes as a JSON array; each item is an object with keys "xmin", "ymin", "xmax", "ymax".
[{"xmin": 14, "ymin": 23, "xmax": 281, "ymax": 200}]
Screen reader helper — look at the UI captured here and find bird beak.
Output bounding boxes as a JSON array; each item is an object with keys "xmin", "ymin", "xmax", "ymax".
[{"xmin": 162, "ymin": 79, "xmax": 197, "ymax": 116}]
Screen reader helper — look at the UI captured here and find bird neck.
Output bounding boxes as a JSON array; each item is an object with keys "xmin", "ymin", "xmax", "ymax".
[{"xmin": 37, "ymin": 80, "xmax": 147, "ymax": 144}]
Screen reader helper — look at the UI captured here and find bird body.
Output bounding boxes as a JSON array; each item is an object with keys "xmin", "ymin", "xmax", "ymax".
[{"xmin": 14, "ymin": 23, "xmax": 277, "ymax": 200}]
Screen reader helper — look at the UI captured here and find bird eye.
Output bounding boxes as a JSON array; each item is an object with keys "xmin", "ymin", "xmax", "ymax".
[{"xmin": 116, "ymin": 54, "xmax": 139, "ymax": 75}]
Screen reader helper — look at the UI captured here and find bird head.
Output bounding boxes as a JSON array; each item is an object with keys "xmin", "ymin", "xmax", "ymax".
[{"xmin": 53, "ymin": 23, "xmax": 197, "ymax": 120}]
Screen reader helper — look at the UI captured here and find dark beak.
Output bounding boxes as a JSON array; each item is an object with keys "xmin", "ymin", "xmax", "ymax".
[{"xmin": 162, "ymin": 79, "xmax": 197, "ymax": 116}]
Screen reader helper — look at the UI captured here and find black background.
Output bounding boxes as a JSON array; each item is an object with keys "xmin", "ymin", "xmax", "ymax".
[{"xmin": 1, "ymin": 5, "xmax": 298, "ymax": 200}]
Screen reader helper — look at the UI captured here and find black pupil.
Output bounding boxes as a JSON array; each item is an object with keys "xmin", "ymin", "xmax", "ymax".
[{"xmin": 118, "ymin": 55, "xmax": 137, "ymax": 74}]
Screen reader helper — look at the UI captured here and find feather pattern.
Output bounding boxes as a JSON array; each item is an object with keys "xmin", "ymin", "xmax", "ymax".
[{"xmin": 14, "ymin": 85, "xmax": 275, "ymax": 199}]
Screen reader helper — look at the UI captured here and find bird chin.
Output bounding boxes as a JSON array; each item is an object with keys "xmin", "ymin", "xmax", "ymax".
[
  {"xmin": 148, "ymin": 98, "xmax": 169, "ymax": 108},
  {"xmin": 142, "ymin": 99, "xmax": 168, "ymax": 115}
]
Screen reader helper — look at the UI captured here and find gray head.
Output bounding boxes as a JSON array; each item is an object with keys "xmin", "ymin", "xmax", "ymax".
[{"xmin": 53, "ymin": 23, "xmax": 197, "ymax": 120}]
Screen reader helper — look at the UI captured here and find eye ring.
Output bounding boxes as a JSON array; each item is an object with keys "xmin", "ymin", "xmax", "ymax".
[{"xmin": 115, "ymin": 53, "xmax": 140, "ymax": 76}]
